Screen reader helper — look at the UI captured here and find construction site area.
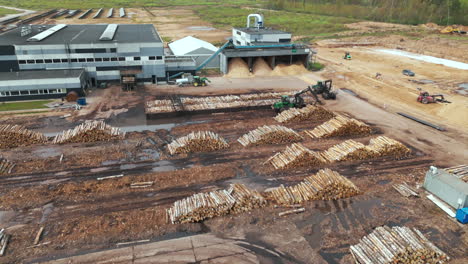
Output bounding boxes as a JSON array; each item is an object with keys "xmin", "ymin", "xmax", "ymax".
[{"xmin": 0, "ymin": 4, "xmax": 467, "ymax": 264}]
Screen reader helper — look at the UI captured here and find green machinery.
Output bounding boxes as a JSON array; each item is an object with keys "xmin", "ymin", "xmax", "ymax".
[
  {"xmin": 193, "ymin": 76, "xmax": 211, "ymax": 87},
  {"xmin": 343, "ymin": 52, "xmax": 352, "ymax": 60},
  {"xmin": 272, "ymin": 80, "xmax": 336, "ymax": 112}
]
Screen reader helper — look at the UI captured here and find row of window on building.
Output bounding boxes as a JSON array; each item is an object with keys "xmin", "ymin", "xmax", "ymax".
[
  {"xmin": 18, "ymin": 56, "xmax": 163, "ymax": 65},
  {"xmin": 0, "ymin": 88, "xmax": 67, "ymax": 97}
]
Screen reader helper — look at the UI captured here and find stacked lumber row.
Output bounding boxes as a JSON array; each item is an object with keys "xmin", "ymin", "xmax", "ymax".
[
  {"xmin": 268, "ymin": 143, "xmax": 327, "ymax": 170},
  {"xmin": 445, "ymin": 164, "xmax": 468, "ymax": 182},
  {"xmin": 167, "ymin": 131, "xmax": 229, "ymax": 155},
  {"xmin": 267, "ymin": 169, "xmax": 360, "ymax": 204},
  {"xmin": 393, "ymin": 183, "xmax": 419, "ymax": 197},
  {"xmin": 167, "ymin": 184, "xmax": 266, "ymax": 224},
  {"xmin": 268, "ymin": 136, "xmax": 410, "ymax": 169},
  {"xmin": 350, "ymin": 226, "xmax": 448, "ymax": 264},
  {"xmin": 0, "ymin": 157, "xmax": 15, "ymax": 175},
  {"xmin": 183, "ymin": 99, "xmax": 277, "ymax": 111},
  {"xmin": 274, "ymin": 105, "xmax": 335, "ymax": 123},
  {"xmin": 0, "ymin": 124, "xmax": 47, "ymax": 149},
  {"xmin": 237, "ymin": 125, "xmax": 303, "ymax": 147},
  {"xmin": 52, "ymin": 121, "xmax": 125, "ymax": 144},
  {"xmin": 367, "ymin": 136, "xmax": 411, "ymax": 158},
  {"xmin": 321, "ymin": 140, "xmax": 374, "ymax": 162},
  {"xmin": 305, "ymin": 115, "xmax": 371, "ymax": 138},
  {"xmin": 145, "ymin": 100, "xmax": 182, "ymax": 113}
]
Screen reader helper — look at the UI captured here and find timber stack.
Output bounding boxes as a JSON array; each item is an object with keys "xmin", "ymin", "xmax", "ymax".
[
  {"xmin": 167, "ymin": 131, "xmax": 229, "ymax": 155},
  {"xmin": 305, "ymin": 115, "xmax": 371, "ymax": 138},
  {"xmin": 445, "ymin": 164, "xmax": 468, "ymax": 182},
  {"xmin": 267, "ymin": 143, "xmax": 327, "ymax": 170},
  {"xmin": 274, "ymin": 105, "xmax": 335, "ymax": 123},
  {"xmin": 166, "ymin": 184, "xmax": 266, "ymax": 224},
  {"xmin": 367, "ymin": 136, "xmax": 411, "ymax": 158},
  {"xmin": 0, "ymin": 157, "xmax": 15, "ymax": 175},
  {"xmin": 0, "ymin": 124, "xmax": 48, "ymax": 149},
  {"xmin": 166, "ymin": 189, "xmax": 236, "ymax": 224},
  {"xmin": 266, "ymin": 169, "xmax": 360, "ymax": 204},
  {"xmin": 350, "ymin": 226, "xmax": 449, "ymax": 264},
  {"xmin": 52, "ymin": 121, "xmax": 125, "ymax": 144},
  {"xmin": 237, "ymin": 125, "xmax": 303, "ymax": 147},
  {"xmin": 321, "ymin": 140, "xmax": 375, "ymax": 162},
  {"xmin": 228, "ymin": 183, "xmax": 267, "ymax": 213}
]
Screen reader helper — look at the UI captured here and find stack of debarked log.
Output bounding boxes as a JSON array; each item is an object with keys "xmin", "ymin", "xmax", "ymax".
[
  {"xmin": 267, "ymin": 136, "xmax": 410, "ymax": 170},
  {"xmin": 167, "ymin": 131, "xmax": 229, "ymax": 155},
  {"xmin": 350, "ymin": 226, "xmax": 449, "ymax": 264},
  {"xmin": 267, "ymin": 143, "xmax": 327, "ymax": 170},
  {"xmin": 166, "ymin": 183, "xmax": 266, "ymax": 224},
  {"xmin": 237, "ymin": 125, "xmax": 303, "ymax": 147},
  {"xmin": 304, "ymin": 114, "xmax": 371, "ymax": 138},
  {"xmin": 274, "ymin": 105, "xmax": 335, "ymax": 123},
  {"xmin": 0, "ymin": 157, "xmax": 15, "ymax": 175},
  {"xmin": 52, "ymin": 121, "xmax": 125, "ymax": 144},
  {"xmin": 0, "ymin": 124, "xmax": 47, "ymax": 149},
  {"xmin": 266, "ymin": 169, "xmax": 360, "ymax": 204}
]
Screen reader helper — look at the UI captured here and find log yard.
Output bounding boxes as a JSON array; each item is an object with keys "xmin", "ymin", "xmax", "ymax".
[{"xmin": 0, "ymin": 1, "xmax": 467, "ymax": 264}]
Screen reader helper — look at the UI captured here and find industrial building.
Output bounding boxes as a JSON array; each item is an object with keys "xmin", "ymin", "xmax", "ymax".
[
  {"xmin": 424, "ymin": 166, "xmax": 468, "ymax": 209},
  {"xmin": 0, "ymin": 69, "xmax": 88, "ymax": 101},
  {"xmin": 219, "ymin": 14, "xmax": 313, "ymax": 74},
  {"xmin": 0, "ymin": 23, "xmax": 167, "ymax": 87}
]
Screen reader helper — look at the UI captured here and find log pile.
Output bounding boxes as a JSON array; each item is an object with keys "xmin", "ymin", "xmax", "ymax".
[
  {"xmin": 167, "ymin": 184, "xmax": 266, "ymax": 224},
  {"xmin": 0, "ymin": 124, "xmax": 47, "ymax": 148},
  {"xmin": 350, "ymin": 226, "xmax": 449, "ymax": 264},
  {"xmin": 267, "ymin": 169, "xmax": 360, "ymax": 204},
  {"xmin": 237, "ymin": 125, "xmax": 303, "ymax": 147},
  {"xmin": 445, "ymin": 164, "xmax": 468, "ymax": 182},
  {"xmin": 274, "ymin": 105, "xmax": 335, "ymax": 123},
  {"xmin": 304, "ymin": 115, "xmax": 371, "ymax": 138},
  {"xmin": 321, "ymin": 140, "xmax": 375, "ymax": 162},
  {"xmin": 167, "ymin": 131, "xmax": 229, "ymax": 155},
  {"xmin": 0, "ymin": 229, "xmax": 10, "ymax": 256},
  {"xmin": 367, "ymin": 136, "xmax": 411, "ymax": 158},
  {"xmin": 52, "ymin": 121, "xmax": 125, "ymax": 144},
  {"xmin": 0, "ymin": 157, "xmax": 15, "ymax": 175},
  {"xmin": 267, "ymin": 143, "xmax": 327, "ymax": 170},
  {"xmin": 228, "ymin": 183, "xmax": 267, "ymax": 213}
]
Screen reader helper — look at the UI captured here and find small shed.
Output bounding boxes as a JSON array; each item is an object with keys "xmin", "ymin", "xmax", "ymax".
[
  {"xmin": 168, "ymin": 36, "xmax": 219, "ymax": 69},
  {"xmin": 424, "ymin": 166, "xmax": 468, "ymax": 209}
]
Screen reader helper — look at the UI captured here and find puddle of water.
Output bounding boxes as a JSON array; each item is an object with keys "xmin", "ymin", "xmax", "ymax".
[
  {"xmin": 90, "ymin": 167, "xmax": 110, "ymax": 173},
  {"xmin": 187, "ymin": 26, "xmax": 215, "ymax": 31},
  {"xmin": 151, "ymin": 160, "xmax": 176, "ymax": 172},
  {"xmin": 377, "ymin": 179, "xmax": 391, "ymax": 185},
  {"xmin": 0, "ymin": 210, "xmax": 16, "ymax": 225},
  {"xmin": 55, "ymin": 171, "xmax": 70, "ymax": 176},
  {"xmin": 40, "ymin": 203, "xmax": 54, "ymax": 223},
  {"xmin": 455, "ymin": 83, "xmax": 468, "ymax": 95},
  {"xmin": 340, "ymin": 88, "xmax": 357, "ymax": 96},
  {"xmin": 101, "ymin": 160, "xmax": 120, "ymax": 166},
  {"xmin": 138, "ymin": 149, "xmax": 160, "ymax": 161},
  {"xmin": 375, "ymin": 49, "xmax": 468, "ymax": 70},
  {"xmin": 32, "ymin": 146, "xmax": 61, "ymax": 158}
]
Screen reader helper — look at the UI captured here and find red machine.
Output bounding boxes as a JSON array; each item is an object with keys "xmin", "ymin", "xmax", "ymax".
[{"xmin": 417, "ymin": 89, "xmax": 450, "ymax": 104}]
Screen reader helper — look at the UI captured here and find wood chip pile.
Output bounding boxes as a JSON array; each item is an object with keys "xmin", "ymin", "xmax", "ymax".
[
  {"xmin": 0, "ymin": 124, "xmax": 47, "ymax": 149},
  {"xmin": 166, "ymin": 184, "xmax": 266, "ymax": 224},
  {"xmin": 0, "ymin": 157, "xmax": 15, "ymax": 175},
  {"xmin": 267, "ymin": 169, "xmax": 360, "ymax": 204},
  {"xmin": 350, "ymin": 226, "xmax": 449, "ymax": 264},
  {"xmin": 274, "ymin": 105, "xmax": 335, "ymax": 123},
  {"xmin": 267, "ymin": 143, "xmax": 326, "ymax": 170},
  {"xmin": 367, "ymin": 136, "xmax": 411, "ymax": 158},
  {"xmin": 167, "ymin": 131, "xmax": 229, "ymax": 155},
  {"xmin": 321, "ymin": 140, "xmax": 375, "ymax": 162},
  {"xmin": 445, "ymin": 164, "xmax": 468, "ymax": 182},
  {"xmin": 305, "ymin": 115, "xmax": 371, "ymax": 138},
  {"xmin": 52, "ymin": 121, "xmax": 125, "ymax": 144},
  {"xmin": 146, "ymin": 91, "xmax": 315, "ymax": 114},
  {"xmin": 237, "ymin": 125, "xmax": 303, "ymax": 147}
]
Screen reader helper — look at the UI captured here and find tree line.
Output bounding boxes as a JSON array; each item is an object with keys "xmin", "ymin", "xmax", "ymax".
[{"xmin": 266, "ymin": 0, "xmax": 467, "ymax": 25}]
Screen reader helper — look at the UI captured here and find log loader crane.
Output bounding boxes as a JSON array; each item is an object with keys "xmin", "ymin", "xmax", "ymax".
[{"xmin": 273, "ymin": 80, "xmax": 336, "ymax": 112}]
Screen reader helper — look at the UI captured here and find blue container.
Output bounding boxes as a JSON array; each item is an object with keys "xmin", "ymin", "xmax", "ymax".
[
  {"xmin": 77, "ymin": 98, "xmax": 87, "ymax": 106},
  {"xmin": 456, "ymin": 208, "xmax": 468, "ymax": 224}
]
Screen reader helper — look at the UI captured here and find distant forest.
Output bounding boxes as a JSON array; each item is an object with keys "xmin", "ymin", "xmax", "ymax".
[{"xmin": 266, "ymin": 0, "xmax": 467, "ymax": 25}]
